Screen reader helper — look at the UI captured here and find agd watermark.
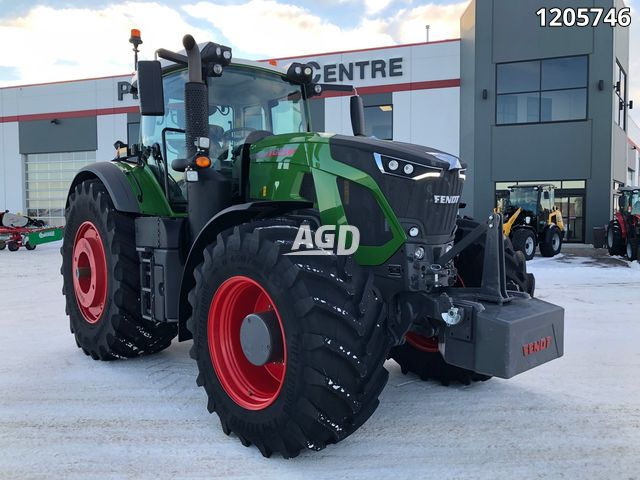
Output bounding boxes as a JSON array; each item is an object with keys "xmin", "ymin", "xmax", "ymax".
[{"xmin": 285, "ymin": 224, "xmax": 360, "ymax": 256}]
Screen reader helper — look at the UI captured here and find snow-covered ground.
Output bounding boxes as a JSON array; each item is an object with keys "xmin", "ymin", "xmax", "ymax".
[{"xmin": 1, "ymin": 243, "xmax": 639, "ymax": 480}]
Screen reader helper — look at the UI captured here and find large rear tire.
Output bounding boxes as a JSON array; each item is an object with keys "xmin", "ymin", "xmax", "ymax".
[
  {"xmin": 188, "ymin": 221, "xmax": 391, "ymax": 457},
  {"xmin": 61, "ymin": 179, "xmax": 177, "ymax": 360},
  {"xmin": 389, "ymin": 217, "xmax": 535, "ymax": 386},
  {"xmin": 607, "ymin": 219, "xmax": 626, "ymax": 256}
]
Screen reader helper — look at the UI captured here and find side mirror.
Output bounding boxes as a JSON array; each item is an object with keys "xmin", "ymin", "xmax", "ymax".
[
  {"xmin": 350, "ymin": 95, "xmax": 366, "ymax": 137},
  {"xmin": 543, "ymin": 191, "xmax": 550, "ymax": 200},
  {"xmin": 137, "ymin": 60, "xmax": 165, "ymax": 116}
]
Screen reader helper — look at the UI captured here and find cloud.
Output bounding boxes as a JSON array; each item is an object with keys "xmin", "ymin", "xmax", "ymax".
[
  {"xmin": 363, "ymin": 0, "xmax": 394, "ymax": 16},
  {"xmin": 0, "ymin": 2, "xmax": 210, "ymax": 86},
  {"xmin": 0, "ymin": 0, "xmax": 470, "ymax": 87},
  {"xmin": 388, "ymin": 2, "xmax": 469, "ymax": 43},
  {"xmin": 183, "ymin": 0, "xmax": 394, "ymax": 58}
]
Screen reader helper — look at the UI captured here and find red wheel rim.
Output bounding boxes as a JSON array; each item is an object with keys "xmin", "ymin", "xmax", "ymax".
[
  {"xmin": 405, "ymin": 332, "xmax": 439, "ymax": 353},
  {"xmin": 208, "ymin": 276, "xmax": 287, "ymax": 410},
  {"xmin": 72, "ymin": 221, "xmax": 108, "ymax": 324}
]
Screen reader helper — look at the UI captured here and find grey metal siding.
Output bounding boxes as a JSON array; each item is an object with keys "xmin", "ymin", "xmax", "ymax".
[
  {"xmin": 461, "ymin": 0, "xmax": 626, "ymax": 243},
  {"xmin": 19, "ymin": 116, "xmax": 97, "ymax": 154}
]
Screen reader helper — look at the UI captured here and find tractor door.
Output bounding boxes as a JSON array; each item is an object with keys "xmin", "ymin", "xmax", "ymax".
[{"xmin": 139, "ymin": 70, "xmax": 189, "ymax": 210}]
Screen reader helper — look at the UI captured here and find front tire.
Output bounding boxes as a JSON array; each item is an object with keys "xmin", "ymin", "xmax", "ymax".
[
  {"xmin": 188, "ymin": 221, "xmax": 391, "ymax": 457},
  {"xmin": 7, "ymin": 241, "xmax": 19, "ymax": 252},
  {"xmin": 61, "ymin": 179, "xmax": 177, "ymax": 360},
  {"xmin": 512, "ymin": 228, "xmax": 537, "ymax": 261},
  {"xmin": 539, "ymin": 225, "xmax": 562, "ymax": 257}
]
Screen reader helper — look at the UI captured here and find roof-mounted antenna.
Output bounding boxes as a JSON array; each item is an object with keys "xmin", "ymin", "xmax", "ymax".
[{"xmin": 129, "ymin": 29, "xmax": 143, "ymax": 70}]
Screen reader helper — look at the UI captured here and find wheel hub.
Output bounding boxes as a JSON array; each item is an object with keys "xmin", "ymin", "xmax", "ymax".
[
  {"xmin": 208, "ymin": 276, "xmax": 286, "ymax": 410},
  {"xmin": 240, "ymin": 311, "xmax": 284, "ymax": 366},
  {"xmin": 71, "ymin": 221, "xmax": 107, "ymax": 324},
  {"xmin": 525, "ymin": 236, "xmax": 535, "ymax": 256},
  {"xmin": 405, "ymin": 332, "xmax": 439, "ymax": 353}
]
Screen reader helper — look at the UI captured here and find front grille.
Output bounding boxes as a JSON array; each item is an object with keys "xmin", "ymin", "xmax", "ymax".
[{"xmin": 377, "ymin": 170, "xmax": 463, "ymax": 243}]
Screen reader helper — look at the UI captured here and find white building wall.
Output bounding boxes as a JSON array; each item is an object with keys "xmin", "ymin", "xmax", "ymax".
[
  {"xmin": 392, "ymin": 88, "xmax": 460, "ymax": 155},
  {"xmin": 96, "ymin": 113, "xmax": 129, "ymax": 162},
  {"xmin": 324, "ymin": 96, "xmax": 351, "ymax": 136},
  {"xmin": 274, "ymin": 40, "xmax": 461, "ymax": 153},
  {"xmin": 0, "ymin": 75, "xmax": 136, "ymax": 213},
  {"xmin": 628, "ymin": 117, "xmax": 640, "ymax": 186}
]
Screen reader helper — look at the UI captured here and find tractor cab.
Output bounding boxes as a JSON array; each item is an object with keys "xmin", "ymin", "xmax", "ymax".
[
  {"xmin": 503, "ymin": 184, "xmax": 564, "ymax": 260},
  {"xmin": 505, "ymin": 184, "xmax": 556, "ymax": 219},
  {"xmin": 617, "ymin": 187, "xmax": 640, "ymax": 216},
  {"xmin": 138, "ymin": 59, "xmax": 311, "ymax": 210}
]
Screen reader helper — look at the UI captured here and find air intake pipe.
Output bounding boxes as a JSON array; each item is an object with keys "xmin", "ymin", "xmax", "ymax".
[
  {"xmin": 182, "ymin": 34, "xmax": 208, "ymax": 160},
  {"xmin": 182, "ymin": 35, "xmax": 232, "ymax": 241}
]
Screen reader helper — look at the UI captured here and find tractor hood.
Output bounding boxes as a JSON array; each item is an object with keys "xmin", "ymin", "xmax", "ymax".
[
  {"xmin": 330, "ymin": 135, "xmax": 465, "ymax": 172},
  {"xmin": 327, "ymin": 135, "xmax": 466, "ymax": 246}
]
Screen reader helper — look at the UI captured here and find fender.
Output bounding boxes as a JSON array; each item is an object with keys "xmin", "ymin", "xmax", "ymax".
[
  {"xmin": 177, "ymin": 199, "xmax": 313, "ymax": 340},
  {"xmin": 66, "ymin": 161, "xmax": 140, "ymax": 213}
]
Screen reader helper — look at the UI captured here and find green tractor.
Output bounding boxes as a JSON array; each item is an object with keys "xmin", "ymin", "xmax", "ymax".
[{"xmin": 61, "ymin": 34, "xmax": 564, "ymax": 457}]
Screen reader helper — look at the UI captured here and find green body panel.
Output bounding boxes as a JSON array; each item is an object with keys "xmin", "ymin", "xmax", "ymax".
[
  {"xmin": 249, "ymin": 133, "xmax": 406, "ymax": 265},
  {"xmin": 116, "ymin": 162, "xmax": 181, "ymax": 217},
  {"xmin": 26, "ymin": 226, "xmax": 64, "ymax": 246}
]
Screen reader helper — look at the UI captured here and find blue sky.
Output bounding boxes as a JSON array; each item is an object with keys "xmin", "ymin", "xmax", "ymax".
[{"xmin": 0, "ymin": 0, "xmax": 637, "ymax": 122}]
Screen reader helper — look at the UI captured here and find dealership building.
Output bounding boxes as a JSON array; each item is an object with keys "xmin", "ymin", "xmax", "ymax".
[{"xmin": 0, "ymin": 0, "xmax": 638, "ymax": 244}]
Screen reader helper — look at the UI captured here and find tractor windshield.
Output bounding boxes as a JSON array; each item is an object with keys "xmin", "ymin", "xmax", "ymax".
[
  {"xmin": 508, "ymin": 188, "xmax": 538, "ymax": 213},
  {"xmin": 140, "ymin": 65, "xmax": 308, "ymax": 205},
  {"xmin": 623, "ymin": 191, "xmax": 640, "ymax": 214}
]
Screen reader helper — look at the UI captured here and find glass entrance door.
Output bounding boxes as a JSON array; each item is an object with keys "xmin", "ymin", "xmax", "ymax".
[{"xmin": 555, "ymin": 191, "xmax": 585, "ymax": 242}]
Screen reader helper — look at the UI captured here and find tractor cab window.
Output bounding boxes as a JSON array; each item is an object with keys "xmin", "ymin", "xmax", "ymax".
[
  {"xmin": 207, "ymin": 67, "xmax": 307, "ymax": 166},
  {"xmin": 624, "ymin": 191, "xmax": 640, "ymax": 214},
  {"xmin": 540, "ymin": 188, "xmax": 555, "ymax": 211},
  {"xmin": 141, "ymin": 66, "xmax": 308, "ymax": 206},
  {"xmin": 508, "ymin": 188, "xmax": 538, "ymax": 213},
  {"xmin": 141, "ymin": 70, "xmax": 189, "ymax": 206}
]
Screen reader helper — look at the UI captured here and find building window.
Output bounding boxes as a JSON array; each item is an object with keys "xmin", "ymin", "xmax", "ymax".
[
  {"xmin": 614, "ymin": 61, "xmax": 627, "ymax": 130},
  {"xmin": 364, "ymin": 104, "xmax": 393, "ymax": 140},
  {"xmin": 496, "ymin": 56, "xmax": 588, "ymax": 125},
  {"xmin": 25, "ymin": 151, "xmax": 96, "ymax": 227}
]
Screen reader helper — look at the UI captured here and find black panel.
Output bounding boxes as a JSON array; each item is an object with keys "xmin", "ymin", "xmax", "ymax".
[
  {"xmin": 362, "ymin": 92, "xmax": 392, "ymax": 107},
  {"xmin": 337, "ymin": 178, "xmax": 392, "ymax": 246},
  {"xmin": 308, "ymin": 98, "xmax": 325, "ymax": 132},
  {"xmin": 19, "ymin": 116, "xmax": 97, "ymax": 154},
  {"xmin": 135, "ymin": 216, "xmax": 186, "ymax": 249}
]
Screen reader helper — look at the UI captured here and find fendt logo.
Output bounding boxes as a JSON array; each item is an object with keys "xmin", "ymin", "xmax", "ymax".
[
  {"xmin": 286, "ymin": 225, "xmax": 360, "ymax": 256},
  {"xmin": 522, "ymin": 336, "xmax": 553, "ymax": 357},
  {"xmin": 433, "ymin": 195, "xmax": 460, "ymax": 204}
]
